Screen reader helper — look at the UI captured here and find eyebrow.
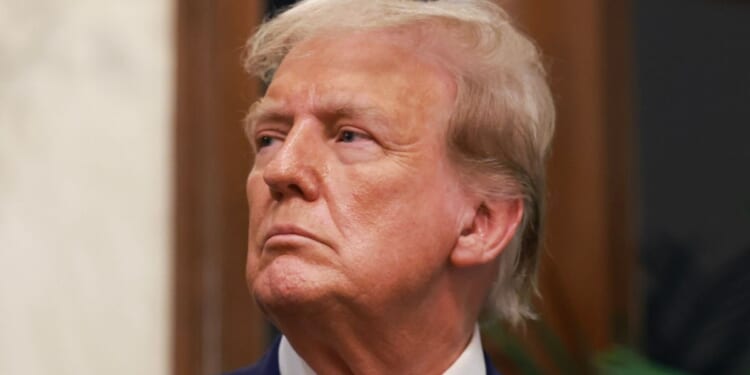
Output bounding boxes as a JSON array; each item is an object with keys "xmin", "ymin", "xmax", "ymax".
[
  {"xmin": 243, "ymin": 93, "xmax": 391, "ymax": 140},
  {"xmin": 243, "ymin": 98, "xmax": 288, "ymax": 140}
]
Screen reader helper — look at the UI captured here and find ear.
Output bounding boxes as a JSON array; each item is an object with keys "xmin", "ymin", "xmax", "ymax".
[{"xmin": 450, "ymin": 198, "xmax": 524, "ymax": 268}]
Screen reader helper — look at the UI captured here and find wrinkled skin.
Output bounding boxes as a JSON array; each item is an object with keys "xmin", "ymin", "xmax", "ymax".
[
  {"xmin": 246, "ymin": 32, "xmax": 469, "ymax": 317},
  {"xmin": 244, "ymin": 30, "xmax": 508, "ymax": 374}
]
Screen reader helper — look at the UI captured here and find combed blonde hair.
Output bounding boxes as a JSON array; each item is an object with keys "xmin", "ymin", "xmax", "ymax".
[{"xmin": 245, "ymin": 0, "xmax": 555, "ymax": 325}]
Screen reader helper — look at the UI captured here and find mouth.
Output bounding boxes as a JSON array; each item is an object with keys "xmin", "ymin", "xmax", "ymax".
[{"xmin": 263, "ymin": 225, "xmax": 326, "ymax": 247}]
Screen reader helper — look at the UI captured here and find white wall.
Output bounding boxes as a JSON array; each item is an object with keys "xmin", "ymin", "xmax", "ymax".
[{"xmin": 0, "ymin": 0, "xmax": 173, "ymax": 374}]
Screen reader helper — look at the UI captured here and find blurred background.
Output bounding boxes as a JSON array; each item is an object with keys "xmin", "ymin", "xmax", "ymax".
[{"xmin": 0, "ymin": 0, "xmax": 748, "ymax": 374}]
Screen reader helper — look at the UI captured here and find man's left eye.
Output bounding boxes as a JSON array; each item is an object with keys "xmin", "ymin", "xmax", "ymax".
[{"xmin": 337, "ymin": 130, "xmax": 368, "ymax": 143}]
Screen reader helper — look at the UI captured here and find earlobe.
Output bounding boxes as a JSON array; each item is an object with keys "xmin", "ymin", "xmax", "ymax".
[{"xmin": 450, "ymin": 198, "xmax": 524, "ymax": 268}]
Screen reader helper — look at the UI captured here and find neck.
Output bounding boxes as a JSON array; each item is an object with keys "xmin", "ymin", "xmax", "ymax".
[{"xmin": 270, "ymin": 280, "xmax": 479, "ymax": 374}]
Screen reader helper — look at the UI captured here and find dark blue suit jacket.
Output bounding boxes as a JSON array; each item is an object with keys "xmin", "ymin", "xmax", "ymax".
[{"xmin": 225, "ymin": 336, "xmax": 501, "ymax": 375}]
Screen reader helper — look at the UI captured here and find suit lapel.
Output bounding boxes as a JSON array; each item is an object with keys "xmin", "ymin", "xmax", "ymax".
[{"xmin": 484, "ymin": 351, "xmax": 502, "ymax": 375}]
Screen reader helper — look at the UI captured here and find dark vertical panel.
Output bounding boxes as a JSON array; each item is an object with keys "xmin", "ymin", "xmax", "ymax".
[
  {"xmin": 635, "ymin": 0, "xmax": 750, "ymax": 373},
  {"xmin": 174, "ymin": 0, "xmax": 265, "ymax": 374},
  {"xmin": 636, "ymin": 0, "xmax": 750, "ymax": 268}
]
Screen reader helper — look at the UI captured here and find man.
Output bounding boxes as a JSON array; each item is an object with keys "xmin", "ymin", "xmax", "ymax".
[{"xmin": 230, "ymin": 0, "xmax": 554, "ymax": 373}]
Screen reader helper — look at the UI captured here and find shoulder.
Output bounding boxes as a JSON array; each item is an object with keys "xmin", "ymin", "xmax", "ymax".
[{"xmin": 223, "ymin": 337, "xmax": 281, "ymax": 375}]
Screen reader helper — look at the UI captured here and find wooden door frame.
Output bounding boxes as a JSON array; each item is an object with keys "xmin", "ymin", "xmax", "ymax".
[
  {"xmin": 512, "ymin": 0, "xmax": 637, "ymax": 353},
  {"xmin": 173, "ymin": 1, "xmax": 265, "ymax": 374}
]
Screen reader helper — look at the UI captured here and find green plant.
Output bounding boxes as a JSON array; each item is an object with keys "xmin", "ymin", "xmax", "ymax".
[{"xmin": 482, "ymin": 320, "xmax": 689, "ymax": 375}]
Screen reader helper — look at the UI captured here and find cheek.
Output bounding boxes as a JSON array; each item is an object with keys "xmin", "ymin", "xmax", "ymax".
[
  {"xmin": 338, "ymin": 164, "xmax": 421, "ymax": 236},
  {"xmin": 348, "ymin": 151, "xmax": 458, "ymax": 215},
  {"xmin": 246, "ymin": 171, "xmax": 270, "ymax": 244},
  {"xmin": 341, "ymin": 165, "xmax": 461, "ymax": 259},
  {"xmin": 246, "ymin": 170, "xmax": 266, "ymax": 208},
  {"xmin": 333, "ymin": 167, "xmax": 463, "ymax": 298}
]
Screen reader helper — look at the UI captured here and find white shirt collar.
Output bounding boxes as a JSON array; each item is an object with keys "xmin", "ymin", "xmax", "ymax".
[{"xmin": 278, "ymin": 325, "xmax": 485, "ymax": 375}]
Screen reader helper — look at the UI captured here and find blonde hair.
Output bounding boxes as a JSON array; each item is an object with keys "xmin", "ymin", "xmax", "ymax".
[{"xmin": 245, "ymin": 0, "xmax": 555, "ymax": 325}]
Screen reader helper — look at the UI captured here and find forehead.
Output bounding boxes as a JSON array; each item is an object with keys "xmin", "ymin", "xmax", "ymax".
[{"xmin": 253, "ymin": 30, "xmax": 457, "ymax": 131}]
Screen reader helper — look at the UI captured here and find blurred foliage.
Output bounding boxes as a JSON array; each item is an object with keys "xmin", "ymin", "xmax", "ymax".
[
  {"xmin": 482, "ymin": 320, "xmax": 689, "ymax": 375},
  {"xmin": 595, "ymin": 347, "xmax": 689, "ymax": 375}
]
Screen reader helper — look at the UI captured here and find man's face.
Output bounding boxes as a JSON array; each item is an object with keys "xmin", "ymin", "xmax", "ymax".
[{"xmin": 245, "ymin": 31, "xmax": 471, "ymax": 317}]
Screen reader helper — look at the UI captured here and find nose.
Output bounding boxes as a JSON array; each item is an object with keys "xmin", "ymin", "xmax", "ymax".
[{"xmin": 262, "ymin": 123, "xmax": 322, "ymax": 202}]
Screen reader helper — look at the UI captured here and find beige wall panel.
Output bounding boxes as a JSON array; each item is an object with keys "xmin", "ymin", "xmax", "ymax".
[{"xmin": 0, "ymin": 1, "xmax": 173, "ymax": 374}]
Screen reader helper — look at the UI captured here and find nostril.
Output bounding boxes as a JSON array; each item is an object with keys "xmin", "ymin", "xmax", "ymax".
[
  {"xmin": 270, "ymin": 189, "xmax": 283, "ymax": 201},
  {"xmin": 269, "ymin": 183, "xmax": 306, "ymax": 201},
  {"xmin": 287, "ymin": 184, "xmax": 305, "ymax": 196}
]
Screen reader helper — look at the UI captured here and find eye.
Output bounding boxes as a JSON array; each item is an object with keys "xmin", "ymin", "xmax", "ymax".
[
  {"xmin": 256, "ymin": 135, "xmax": 276, "ymax": 149},
  {"xmin": 336, "ymin": 129, "xmax": 369, "ymax": 143}
]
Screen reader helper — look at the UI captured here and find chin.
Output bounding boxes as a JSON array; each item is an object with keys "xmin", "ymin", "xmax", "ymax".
[{"xmin": 249, "ymin": 254, "xmax": 339, "ymax": 315}]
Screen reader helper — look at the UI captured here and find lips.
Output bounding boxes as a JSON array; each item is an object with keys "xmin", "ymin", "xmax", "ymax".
[{"xmin": 263, "ymin": 224, "xmax": 326, "ymax": 247}]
